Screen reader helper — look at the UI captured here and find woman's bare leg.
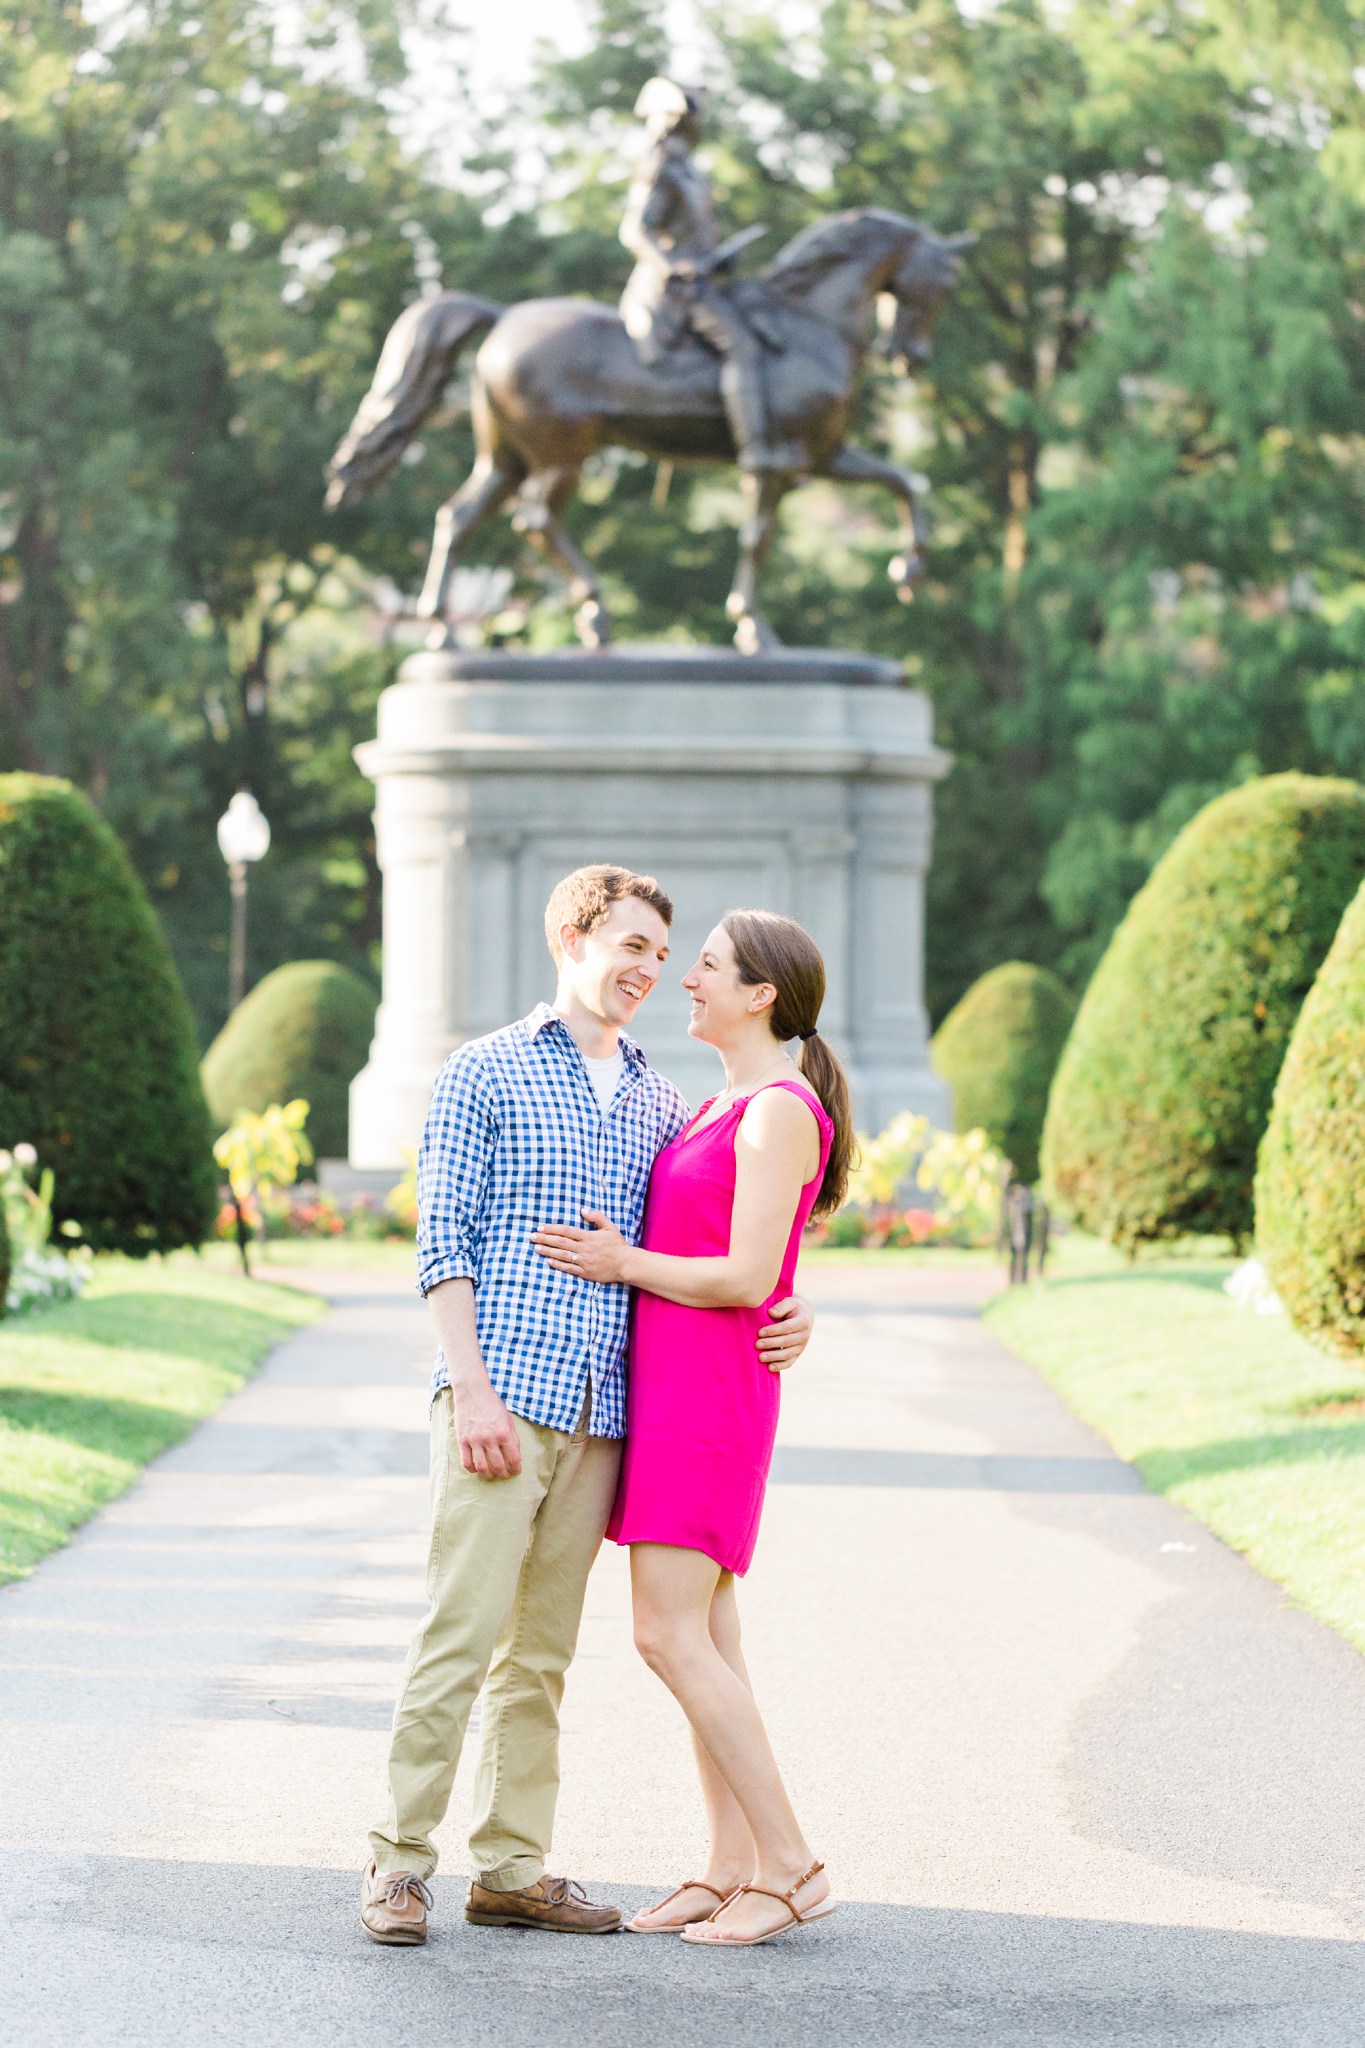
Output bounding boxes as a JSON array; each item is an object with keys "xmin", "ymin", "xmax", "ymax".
[
  {"xmin": 631, "ymin": 1570, "xmax": 756, "ymax": 1929},
  {"xmin": 630, "ymin": 1543, "xmax": 829, "ymax": 1939},
  {"xmin": 693, "ymin": 1575, "xmax": 759, "ymax": 1873}
]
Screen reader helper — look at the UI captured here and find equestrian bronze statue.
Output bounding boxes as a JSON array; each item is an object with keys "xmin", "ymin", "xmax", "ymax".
[{"xmin": 327, "ymin": 84, "xmax": 971, "ymax": 653}]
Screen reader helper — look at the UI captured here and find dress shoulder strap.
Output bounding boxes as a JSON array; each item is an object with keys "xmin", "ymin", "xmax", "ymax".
[{"xmin": 755, "ymin": 1077, "xmax": 834, "ymax": 1143}]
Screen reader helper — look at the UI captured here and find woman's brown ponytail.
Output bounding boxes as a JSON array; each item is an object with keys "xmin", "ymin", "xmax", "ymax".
[{"xmin": 722, "ymin": 909, "xmax": 856, "ymax": 1216}]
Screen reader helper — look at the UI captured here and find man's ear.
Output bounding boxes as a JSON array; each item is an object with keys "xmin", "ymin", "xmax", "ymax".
[{"xmin": 559, "ymin": 922, "xmax": 584, "ymax": 961}]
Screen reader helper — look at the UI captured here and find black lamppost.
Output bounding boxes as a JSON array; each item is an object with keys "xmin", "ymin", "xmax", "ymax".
[{"xmin": 216, "ymin": 789, "xmax": 271, "ymax": 1013}]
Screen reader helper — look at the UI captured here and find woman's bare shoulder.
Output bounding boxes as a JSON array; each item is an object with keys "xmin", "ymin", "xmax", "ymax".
[{"xmin": 736, "ymin": 1081, "xmax": 821, "ymax": 1142}]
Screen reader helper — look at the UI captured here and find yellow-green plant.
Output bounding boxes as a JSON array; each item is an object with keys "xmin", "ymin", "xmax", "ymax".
[
  {"xmin": 212, "ymin": 1101, "xmax": 313, "ymax": 1272},
  {"xmin": 845, "ymin": 1111, "xmax": 932, "ymax": 1208},
  {"xmin": 841, "ymin": 1113, "xmax": 1008, "ymax": 1245},
  {"xmin": 385, "ymin": 1150, "xmax": 418, "ymax": 1235},
  {"xmin": 0, "ymin": 1141, "xmax": 90, "ymax": 1313},
  {"xmin": 916, "ymin": 1126, "xmax": 1009, "ymax": 1242}
]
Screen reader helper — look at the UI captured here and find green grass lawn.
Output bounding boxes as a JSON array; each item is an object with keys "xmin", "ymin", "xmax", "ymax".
[
  {"xmin": 985, "ymin": 1250, "xmax": 1365, "ymax": 1655},
  {"xmin": 0, "ymin": 1254, "xmax": 323, "ymax": 1585},
  {"xmin": 801, "ymin": 1230, "xmax": 1130, "ymax": 1275},
  {"xmin": 199, "ymin": 1236, "xmax": 419, "ymax": 1275},
  {"xmin": 803, "ymin": 1243, "xmax": 1004, "ymax": 1270}
]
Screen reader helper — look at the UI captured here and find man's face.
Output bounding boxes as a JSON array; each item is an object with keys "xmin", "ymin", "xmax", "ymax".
[{"xmin": 557, "ymin": 896, "xmax": 671, "ymax": 1030}]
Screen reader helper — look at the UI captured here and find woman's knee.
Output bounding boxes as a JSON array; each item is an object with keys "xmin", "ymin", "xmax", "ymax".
[
  {"xmin": 633, "ymin": 1608, "xmax": 705, "ymax": 1681},
  {"xmin": 632, "ymin": 1609, "xmax": 675, "ymax": 1674}
]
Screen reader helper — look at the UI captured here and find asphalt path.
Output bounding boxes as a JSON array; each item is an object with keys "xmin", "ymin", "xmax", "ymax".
[{"xmin": 3, "ymin": 1261, "xmax": 1364, "ymax": 2048}]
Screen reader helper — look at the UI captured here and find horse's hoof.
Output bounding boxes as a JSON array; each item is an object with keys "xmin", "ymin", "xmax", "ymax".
[
  {"xmin": 733, "ymin": 614, "xmax": 780, "ymax": 656},
  {"xmin": 575, "ymin": 600, "xmax": 612, "ymax": 650}
]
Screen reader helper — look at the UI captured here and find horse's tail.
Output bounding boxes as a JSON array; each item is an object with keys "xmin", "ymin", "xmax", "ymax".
[{"xmin": 325, "ymin": 291, "xmax": 503, "ymax": 506}]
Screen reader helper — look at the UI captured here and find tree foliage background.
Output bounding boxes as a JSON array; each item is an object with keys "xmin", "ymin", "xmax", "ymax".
[{"xmin": 3, "ymin": 0, "xmax": 1365, "ymax": 1036}]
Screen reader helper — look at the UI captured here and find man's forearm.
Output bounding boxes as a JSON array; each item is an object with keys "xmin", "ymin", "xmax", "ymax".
[
  {"xmin": 427, "ymin": 1277, "xmax": 522, "ymax": 1478},
  {"xmin": 427, "ymin": 1277, "xmax": 490, "ymax": 1387}
]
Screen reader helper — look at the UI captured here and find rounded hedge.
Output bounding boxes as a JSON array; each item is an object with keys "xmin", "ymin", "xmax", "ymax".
[
  {"xmin": 1040, "ymin": 773, "xmax": 1365, "ymax": 1248},
  {"xmin": 0, "ymin": 1186, "xmax": 9, "ymax": 1318},
  {"xmin": 932, "ymin": 961, "xmax": 1075, "ymax": 1183},
  {"xmin": 202, "ymin": 960, "xmax": 377, "ymax": 1159},
  {"xmin": 1256, "ymin": 877, "xmax": 1365, "ymax": 1353},
  {"xmin": 0, "ymin": 774, "xmax": 218, "ymax": 1254}
]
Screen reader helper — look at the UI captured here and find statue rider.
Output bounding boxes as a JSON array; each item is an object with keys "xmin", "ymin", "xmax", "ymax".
[{"xmin": 620, "ymin": 78, "xmax": 799, "ymax": 474}]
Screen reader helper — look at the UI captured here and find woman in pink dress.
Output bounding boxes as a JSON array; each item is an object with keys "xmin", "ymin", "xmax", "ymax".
[{"xmin": 532, "ymin": 910, "xmax": 854, "ymax": 1948}]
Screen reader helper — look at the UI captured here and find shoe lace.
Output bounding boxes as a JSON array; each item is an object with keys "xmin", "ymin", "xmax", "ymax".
[
  {"xmin": 379, "ymin": 1873, "xmax": 433, "ymax": 1910},
  {"xmin": 543, "ymin": 1877, "xmax": 588, "ymax": 1906}
]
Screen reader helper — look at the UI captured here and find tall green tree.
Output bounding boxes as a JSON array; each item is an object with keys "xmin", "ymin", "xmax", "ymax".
[
  {"xmin": 508, "ymin": 0, "xmax": 1244, "ymax": 1007},
  {"xmin": 523, "ymin": 0, "xmax": 1365, "ymax": 1013},
  {"xmin": 0, "ymin": 0, "xmax": 510, "ymax": 1031},
  {"xmin": 9, "ymin": 0, "xmax": 1365, "ymax": 1045}
]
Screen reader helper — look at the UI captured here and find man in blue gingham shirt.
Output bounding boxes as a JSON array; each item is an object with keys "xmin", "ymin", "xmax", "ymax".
[
  {"xmin": 419, "ymin": 1004, "xmax": 683, "ymax": 1438},
  {"xmin": 364, "ymin": 865, "xmax": 813, "ymax": 1946}
]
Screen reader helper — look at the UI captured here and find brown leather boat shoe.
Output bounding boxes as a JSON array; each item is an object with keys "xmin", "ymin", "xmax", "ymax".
[
  {"xmin": 360, "ymin": 1862, "xmax": 433, "ymax": 1945},
  {"xmin": 465, "ymin": 1874, "xmax": 621, "ymax": 1934}
]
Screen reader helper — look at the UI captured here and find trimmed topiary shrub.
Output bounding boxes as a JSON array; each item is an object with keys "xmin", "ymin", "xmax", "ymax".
[
  {"xmin": 1256, "ymin": 877, "xmax": 1365, "ymax": 1354},
  {"xmin": 0, "ymin": 1183, "xmax": 9, "ymax": 1317},
  {"xmin": 0, "ymin": 774, "xmax": 218, "ymax": 1254},
  {"xmin": 932, "ymin": 962, "xmax": 1075, "ymax": 1183},
  {"xmin": 202, "ymin": 960, "xmax": 377, "ymax": 1159},
  {"xmin": 1041, "ymin": 773, "xmax": 1365, "ymax": 1248}
]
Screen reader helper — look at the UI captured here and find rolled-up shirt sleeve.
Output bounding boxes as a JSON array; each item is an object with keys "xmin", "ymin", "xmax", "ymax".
[{"xmin": 416, "ymin": 1049, "xmax": 497, "ymax": 1297}]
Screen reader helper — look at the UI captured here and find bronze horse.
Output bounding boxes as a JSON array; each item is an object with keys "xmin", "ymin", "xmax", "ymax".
[{"xmin": 326, "ymin": 208, "xmax": 971, "ymax": 653}]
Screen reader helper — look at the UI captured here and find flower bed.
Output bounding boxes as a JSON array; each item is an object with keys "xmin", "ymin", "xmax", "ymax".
[
  {"xmin": 214, "ymin": 1177, "xmax": 416, "ymax": 1245},
  {"xmin": 806, "ymin": 1114, "xmax": 1010, "ymax": 1250}
]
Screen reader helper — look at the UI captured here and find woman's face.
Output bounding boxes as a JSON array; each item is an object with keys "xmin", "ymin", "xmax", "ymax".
[{"xmin": 681, "ymin": 924, "xmax": 773, "ymax": 1044}]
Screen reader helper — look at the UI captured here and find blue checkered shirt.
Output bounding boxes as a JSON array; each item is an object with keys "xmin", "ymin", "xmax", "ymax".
[{"xmin": 419, "ymin": 1004, "xmax": 690, "ymax": 1437}]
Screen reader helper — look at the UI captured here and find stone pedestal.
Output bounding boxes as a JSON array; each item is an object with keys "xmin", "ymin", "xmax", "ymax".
[{"xmin": 348, "ymin": 645, "xmax": 951, "ymax": 1167}]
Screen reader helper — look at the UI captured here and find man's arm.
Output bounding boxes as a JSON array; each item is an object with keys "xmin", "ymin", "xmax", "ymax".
[
  {"xmin": 428, "ymin": 1278, "xmax": 522, "ymax": 1480},
  {"xmin": 535, "ymin": 1094, "xmax": 823, "ymax": 1331},
  {"xmin": 418, "ymin": 1053, "xmax": 521, "ymax": 1479}
]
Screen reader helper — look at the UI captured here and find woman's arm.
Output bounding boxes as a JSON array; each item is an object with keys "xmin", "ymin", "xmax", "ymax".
[{"xmin": 532, "ymin": 1087, "xmax": 819, "ymax": 1308}]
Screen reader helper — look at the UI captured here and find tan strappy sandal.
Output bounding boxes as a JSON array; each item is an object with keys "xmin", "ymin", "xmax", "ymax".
[
  {"xmin": 679, "ymin": 1858, "xmax": 835, "ymax": 1947},
  {"xmin": 627, "ymin": 1879, "xmax": 732, "ymax": 1934}
]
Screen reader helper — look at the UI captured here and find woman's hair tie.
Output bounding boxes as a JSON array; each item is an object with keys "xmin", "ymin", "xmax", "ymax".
[{"xmin": 797, "ymin": 1026, "xmax": 818, "ymax": 1041}]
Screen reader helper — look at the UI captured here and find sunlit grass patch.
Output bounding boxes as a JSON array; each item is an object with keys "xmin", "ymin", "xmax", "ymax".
[
  {"xmin": 985, "ymin": 1253, "xmax": 1365, "ymax": 1655},
  {"xmin": 0, "ymin": 1255, "xmax": 322, "ymax": 1584}
]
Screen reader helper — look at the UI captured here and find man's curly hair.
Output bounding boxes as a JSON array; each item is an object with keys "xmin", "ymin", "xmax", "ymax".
[{"xmin": 543, "ymin": 865, "xmax": 673, "ymax": 962}]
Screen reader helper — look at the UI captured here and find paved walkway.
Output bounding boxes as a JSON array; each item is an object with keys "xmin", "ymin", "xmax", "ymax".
[{"xmin": 3, "ymin": 1262, "xmax": 1364, "ymax": 2047}]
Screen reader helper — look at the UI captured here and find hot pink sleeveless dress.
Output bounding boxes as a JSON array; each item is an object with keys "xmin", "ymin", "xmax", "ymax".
[{"xmin": 607, "ymin": 1079, "xmax": 834, "ymax": 1576}]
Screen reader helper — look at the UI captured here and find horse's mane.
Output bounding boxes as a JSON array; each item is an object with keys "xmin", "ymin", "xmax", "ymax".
[{"xmin": 762, "ymin": 208, "xmax": 910, "ymax": 295}]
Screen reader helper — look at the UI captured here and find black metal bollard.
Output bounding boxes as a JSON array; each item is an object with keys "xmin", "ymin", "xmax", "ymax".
[{"xmin": 1002, "ymin": 1181, "xmax": 1050, "ymax": 1283}]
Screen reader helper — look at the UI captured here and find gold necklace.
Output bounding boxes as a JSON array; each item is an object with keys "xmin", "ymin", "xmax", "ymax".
[{"xmin": 714, "ymin": 1053, "xmax": 792, "ymax": 1106}]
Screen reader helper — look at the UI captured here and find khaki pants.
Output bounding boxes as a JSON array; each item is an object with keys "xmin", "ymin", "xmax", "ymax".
[{"xmin": 368, "ymin": 1386, "xmax": 621, "ymax": 1887}]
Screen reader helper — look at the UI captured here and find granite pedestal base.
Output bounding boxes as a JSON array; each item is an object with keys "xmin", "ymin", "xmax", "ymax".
[{"xmin": 348, "ymin": 646, "xmax": 951, "ymax": 1166}]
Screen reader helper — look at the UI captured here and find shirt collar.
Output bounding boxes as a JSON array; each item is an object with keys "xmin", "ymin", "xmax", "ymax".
[{"xmin": 523, "ymin": 1002, "xmax": 649, "ymax": 1071}]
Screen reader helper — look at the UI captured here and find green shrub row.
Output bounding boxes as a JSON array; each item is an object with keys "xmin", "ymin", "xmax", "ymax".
[
  {"xmin": 932, "ymin": 961, "xmax": 1074, "ymax": 1183},
  {"xmin": 1041, "ymin": 774, "xmax": 1365, "ymax": 1249},
  {"xmin": 0, "ymin": 776, "xmax": 217, "ymax": 1255},
  {"xmin": 0, "ymin": 777, "xmax": 377, "ymax": 1259},
  {"xmin": 201, "ymin": 959, "xmax": 376, "ymax": 1159},
  {"xmin": 1256, "ymin": 877, "xmax": 1365, "ymax": 1353}
]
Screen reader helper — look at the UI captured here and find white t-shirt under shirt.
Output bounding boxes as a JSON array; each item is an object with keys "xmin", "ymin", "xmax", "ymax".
[{"xmin": 582, "ymin": 1046, "xmax": 625, "ymax": 1116}]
